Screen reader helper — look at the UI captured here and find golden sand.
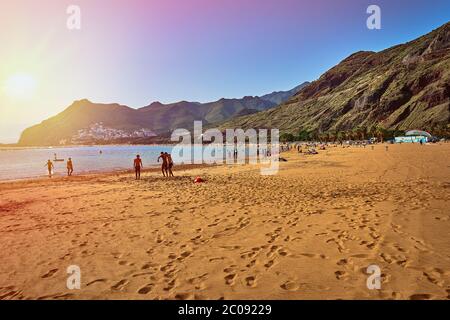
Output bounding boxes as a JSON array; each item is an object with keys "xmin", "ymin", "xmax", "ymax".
[{"xmin": 0, "ymin": 143, "xmax": 449, "ymax": 300}]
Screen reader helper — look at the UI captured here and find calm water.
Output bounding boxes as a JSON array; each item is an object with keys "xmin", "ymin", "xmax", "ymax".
[
  {"xmin": 0, "ymin": 144, "xmax": 269, "ymax": 181},
  {"xmin": 0, "ymin": 145, "xmax": 180, "ymax": 181}
]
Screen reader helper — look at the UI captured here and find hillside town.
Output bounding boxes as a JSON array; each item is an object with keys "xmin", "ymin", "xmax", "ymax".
[{"xmin": 70, "ymin": 122, "xmax": 156, "ymax": 144}]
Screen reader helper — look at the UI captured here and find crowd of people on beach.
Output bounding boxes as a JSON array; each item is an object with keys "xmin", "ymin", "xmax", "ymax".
[
  {"xmin": 279, "ymin": 138, "xmax": 400, "ymax": 156},
  {"xmin": 43, "ymin": 136, "xmax": 427, "ymax": 179},
  {"xmin": 44, "ymin": 151, "xmax": 174, "ymax": 180}
]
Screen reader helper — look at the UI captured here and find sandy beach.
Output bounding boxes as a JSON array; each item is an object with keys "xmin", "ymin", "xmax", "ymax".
[{"xmin": 0, "ymin": 143, "xmax": 449, "ymax": 300}]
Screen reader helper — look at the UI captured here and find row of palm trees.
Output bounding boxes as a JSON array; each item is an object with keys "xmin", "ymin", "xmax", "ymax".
[
  {"xmin": 290, "ymin": 126, "xmax": 388, "ymax": 142},
  {"xmin": 314, "ymin": 126, "xmax": 388, "ymax": 143},
  {"xmin": 429, "ymin": 125, "xmax": 450, "ymax": 139},
  {"xmin": 282, "ymin": 124, "xmax": 450, "ymax": 143}
]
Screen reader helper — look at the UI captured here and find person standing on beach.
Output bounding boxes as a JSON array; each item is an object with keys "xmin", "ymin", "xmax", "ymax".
[
  {"xmin": 45, "ymin": 160, "xmax": 54, "ymax": 178},
  {"xmin": 133, "ymin": 155, "xmax": 143, "ymax": 180},
  {"xmin": 157, "ymin": 152, "xmax": 167, "ymax": 177},
  {"xmin": 165, "ymin": 152, "xmax": 174, "ymax": 177},
  {"xmin": 67, "ymin": 158, "xmax": 74, "ymax": 176}
]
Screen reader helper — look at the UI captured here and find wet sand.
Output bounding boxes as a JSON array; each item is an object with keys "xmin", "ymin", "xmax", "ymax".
[{"xmin": 0, "ymin": 143, "xmax": 449, "ymax": 300}]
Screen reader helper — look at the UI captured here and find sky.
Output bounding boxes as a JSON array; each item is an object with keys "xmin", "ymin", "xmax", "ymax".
[{"xmin": 0, "ymin": 0, "xmax": 449, "ymax": 143}]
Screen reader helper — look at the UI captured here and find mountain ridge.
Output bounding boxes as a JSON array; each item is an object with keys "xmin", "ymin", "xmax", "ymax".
[
  {"xmin": 18, "ymin": 82, "xmax": 309, "ymax": 145},
  {"xmin": 220, "ymin": 22, "xmax": 450, "ymax": 137}
]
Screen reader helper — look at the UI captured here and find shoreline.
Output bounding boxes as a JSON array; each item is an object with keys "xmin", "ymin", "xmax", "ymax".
[
  {"xmin": 0, "ymin": 163, "xmax": 213, "ymax": 188},
  {"xmin": 0, "ymin": 144, "xmax": 280, "ymax": 183}
]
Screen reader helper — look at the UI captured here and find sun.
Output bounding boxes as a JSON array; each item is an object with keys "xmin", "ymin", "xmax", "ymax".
[{"xmin": 3, "ymin": 73, "xmax": 37, "ymax": 99}]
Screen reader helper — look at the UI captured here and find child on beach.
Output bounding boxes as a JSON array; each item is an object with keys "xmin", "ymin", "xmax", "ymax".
[
  {"xmin": 133, "ymin": 155, "xmax": 143, "ymax": 180},
  {"xmin": 45, "ymin": 160, "xmax": 54, "ymax": 178}
]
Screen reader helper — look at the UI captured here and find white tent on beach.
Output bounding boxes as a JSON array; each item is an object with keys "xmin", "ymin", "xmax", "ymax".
[{"xmin": 395, "ymin": 130, "xmax": 432, "ymax": 143}]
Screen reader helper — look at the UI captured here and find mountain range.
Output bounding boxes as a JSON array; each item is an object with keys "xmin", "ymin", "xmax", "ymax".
[
  {"xmin": 18, "ymin": 83, "xmax": 308, "ymax": 146},
  {"xmin": 221, "ymin": 22, "xmax": 449, "ymax": 136},
  {"xmin": 18, "ymin": 21, "xmax": 450, "ymax": 146}
]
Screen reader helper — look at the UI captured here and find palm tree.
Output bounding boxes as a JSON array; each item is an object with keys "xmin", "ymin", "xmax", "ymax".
[
  {"xmin": 344, "ymin": 131, "xmax": 351, "ymax": 141},
  {"xmin": 368, "ymin": 126, "xmax": 377, "ymax": 140},
  {"xmin": 359, "ymin": 127, "xmax": 367, "ymax": 140},
  {"xmin": 375, "ymin": 125, "xmax": 386, "ymax": 143},
  {"xmin": 328, "ymin": 131, "xmax": 336, "ymax": 143},
  {"xmin": 336, "ymin": 131, "xmax": 345, "ymax": 144},
  {"xmin": 319, "ymin": 133, "xmax": 327, "ymax": 143},
  {"xmin": 352, "ymin": 128, "xmax": 358, "ymax": 141}
]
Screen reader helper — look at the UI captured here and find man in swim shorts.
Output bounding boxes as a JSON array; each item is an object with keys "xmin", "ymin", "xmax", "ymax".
[
  {"xmin": 133, "ymin": 154, "xmax": 143, "ymax": 180},
  {"xmin": 45, "ymin": 160, "xmax": 54, "ymax": 178},
  {"xmin": 157, "ymin": 152, "xmax": 167, "ymax": 177},
  {"xmin": 165, "ymin": 152, "xmax": 174, "ymax": 177},
  {"xmin": 67, "ymin": 158, "xmax": 74, "ymax": 176}
]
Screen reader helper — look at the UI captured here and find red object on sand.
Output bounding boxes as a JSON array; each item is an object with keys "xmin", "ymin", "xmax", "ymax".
[{"xmin": 194, "ymin": 177, "xmax": 204, "ymax": 183}]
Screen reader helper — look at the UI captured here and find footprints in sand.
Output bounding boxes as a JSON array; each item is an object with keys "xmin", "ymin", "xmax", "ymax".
[
  {"xmin": 0, "ymin": 286, "xmax": 24, "ymax": 299},
  {"xmin": 421, "ymin": 268, "xmax": 448, "ymax": 288},
  {"xmin": 163, "ymin": 279, "xmax": 176, "ymax": 291},
  {"xmin": 218, "ymin": 243, "xmax": 296, "ymax": 290},
  {"xmin": 167, "ymin": 250, "xmax": 192, "ymax": 263},
  {"xmin": 245, "ymin": 276, "xmax": 257, "ymax": 287},
  {"xmin": 141, "ymin": 262, "xmax": 158, "ymax": 270},
  {"xmin": 266, "ymin": 245, "xmax": 290, "ymax": 258},
  {"xmin": 3, "ymin": 168, "xmax": 446, "ymax": 300},
  {"xmin": 264, "ymin": 259, "xmax": 276, "ymax": 269},
  {"xmin": 266, "ymin": 227, "xmax": 283, "ymax": 244},
  {"xmin": 300, "ymin": 253, "xmax": 328, "ymax": 259},
  {"xmin": 334, "ymin": 270, "xmax": 349, "ymax": 280},
  {"xmin": 240, "ymin": 247, "xmax": 260, "ymax": 259},
  {"xmin": 86, "ymin": 279, "xmax": 107, "ymax": 287},
  {"xmin": 280, "ymin": 281, "xmax": 299, "ymax": 291},
  {"xmin": 223, "ymin": 265, "xmax": 238, "ymax": 286},
  {"xmin": 409, "ymin": 236, "xmax": 432, "ymax": 252},
  {"xmin": 187, "ymin": 273, "xmax": 208, "ymax": 290},
  {"xmin": 223, "ymin": 265, "xmax": 256, "ymax": 287},
  {"xmin": 409, "ymin": 293, "xmax": 432, "ymax": 300},
  {"xmin": 137, "ymin": 284, "xmax": 153, "ymax": 294},
  {"xmin": 224, "ymin": 273, "xmax": 237, "ymax": 285},
  {"xmin": 156, "ymin": 234, "xmax": 164, "ymax": 244},
  {"xmin": 351, "ymin": 253, "xmax": 369, "ymax": 258},
  {"xmin": 379, "ymin": 252, "xmax": 408, "ymax": 267},
  {"xmin": 223, "ymin": 271, "xmax": 256, "ymax": 288},
  {"xmin": 118, "ymin": 260, "xmax": 135, "ymax": 266},
  {"xmin": 41, "ymin": 269, "xmax": 58, "ymax": 279},
  {"xmin": 337, "ymin": 258, "xmax": 349, "ymax": 266},
  {"xmin": 111, "ymin": 279, "xmax": 128, "ymax": 291}
]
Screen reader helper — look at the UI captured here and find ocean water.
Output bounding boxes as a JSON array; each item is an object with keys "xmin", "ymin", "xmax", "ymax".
[
  {"xmin": 0, "ymin": 144, "xmax": 272, "ymax": 181},
  {"xmin": 0, "ymin": 145, "xmax": 179, "ymax": 181}
]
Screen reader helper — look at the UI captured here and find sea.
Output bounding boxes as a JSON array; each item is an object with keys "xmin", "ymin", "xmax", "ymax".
[
  {"xmin": 0, "ymin": 145, "xmax": 178, "ymax": 181},
  {"xmin": 0, "ymin": 143, "xmax": 275, "ymax": 181}
]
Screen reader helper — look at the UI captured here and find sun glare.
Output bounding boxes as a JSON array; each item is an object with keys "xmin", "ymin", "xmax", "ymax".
[{"xmin": 3, "ymin": 73, "xmax": 37, "ymax": 99}]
